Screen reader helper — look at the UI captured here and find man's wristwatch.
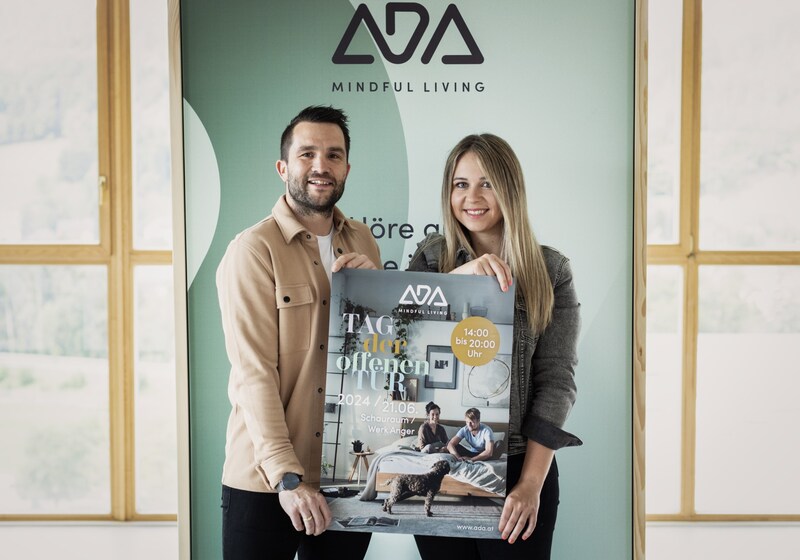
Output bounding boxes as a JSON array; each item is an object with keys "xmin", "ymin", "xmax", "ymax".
[{"xmin": 276, "ymin": 472, "xmax": 302, "ymax": 492}]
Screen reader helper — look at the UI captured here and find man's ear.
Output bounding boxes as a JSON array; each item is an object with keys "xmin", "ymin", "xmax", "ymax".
[{"xmin": 275, "ymin": 159, "xmax": 288, "ymax": 182}]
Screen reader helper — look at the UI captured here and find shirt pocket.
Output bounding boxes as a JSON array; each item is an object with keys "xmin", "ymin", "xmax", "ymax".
[{"xmin": 276, "ymin": 284, "xmax": 314, "ymax": 352}]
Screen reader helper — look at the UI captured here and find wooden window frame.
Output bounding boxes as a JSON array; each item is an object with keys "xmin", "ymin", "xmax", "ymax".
[
  {"xmin": 0, "ymin": 0, "xmax": 174, "ymax": 522},
  {"xmin": 646, "ymin": 0, "xmax": 800, "ymax": 523}
]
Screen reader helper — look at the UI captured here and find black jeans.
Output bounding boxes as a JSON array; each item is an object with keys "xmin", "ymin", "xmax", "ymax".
[
  {"xmin": 414, "ymin": 454, "xmax": 560, "ymax": 560},
  {"xmin": 222, "ymin": 485, "xmax": 372, "ymax": 560}
]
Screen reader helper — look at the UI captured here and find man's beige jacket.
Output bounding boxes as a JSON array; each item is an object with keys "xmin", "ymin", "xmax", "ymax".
[{"xmin": 217, "ymin": 195, "xmax": 381, "ymax": 492}]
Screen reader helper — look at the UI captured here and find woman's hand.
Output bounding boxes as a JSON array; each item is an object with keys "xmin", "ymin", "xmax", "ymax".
[
  {"xmin": 499, "ymin": 479, "xmax": 541, "ymax": 544},
  {"xmin": 499, "ymin": 440, "xmax": 555, "ymax": 544},
  {"xmin": 451, "ymin": 254, "xmax": 512, "ymax": 292},
  {"xmin": 332, "ymin": 252, "xmax": 379, "ymax": 271}
]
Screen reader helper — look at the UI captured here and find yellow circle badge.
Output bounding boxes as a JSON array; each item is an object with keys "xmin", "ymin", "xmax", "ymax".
[{"xmin": 451, "ymin": 316, "xmax": 500, "ymax": 367}]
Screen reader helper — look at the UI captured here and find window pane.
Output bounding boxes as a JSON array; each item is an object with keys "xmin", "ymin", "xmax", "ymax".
[
  {"xmin": 130, "ymin": 0, "xmax": 173, "ymax": 250},
  {"xmin": 0, "ymin": 266, "xmax": 109, "ymax": 514},
  {"xmin": 699, "ymin": 1, "xmax": 800, "ymax": 250},
  {"xmin": 645, "ymin": 266, "xmax": 684, "ymax": 514},
  {"xmin": 0, "ymin": 1, "xmax": 100, "ymax": 244},
  {"xmin": 647, "ymin": 0, "xmax": 683, "ymax": 245},
  {"xmin": 133, "ymin": 266, "xmax": 177, "ymax": 513},
  {"xmin": 696, "ymin": 266, "xmax": 800, "ymax": 513}
]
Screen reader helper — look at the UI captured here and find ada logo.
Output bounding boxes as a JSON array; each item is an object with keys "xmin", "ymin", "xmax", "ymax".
[
  {"xmin": 399, "ymin": 284, "xmax": 449, "ymax": 307},
  {"xmin": 332, "ymin": 3, "xmax": 483, "ymax": 65}
]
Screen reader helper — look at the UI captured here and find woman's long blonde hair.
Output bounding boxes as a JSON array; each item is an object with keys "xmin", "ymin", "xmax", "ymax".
[{"xmin": 439, "ymin": 134, "xmax": 554, "ymax": 334}]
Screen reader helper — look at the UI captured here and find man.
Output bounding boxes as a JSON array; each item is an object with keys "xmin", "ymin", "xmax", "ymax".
[
  {"xmin": 447, "ymin": 408, "xmax": 495, "ymax": 462},
  {"xmin": 217, "ymin": 106, "xmax": 380, "ymax": 559}
]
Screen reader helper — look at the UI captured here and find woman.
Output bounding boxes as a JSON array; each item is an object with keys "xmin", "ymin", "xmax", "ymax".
[
  {"xmin": 408, "ymin": 134, "xmax": 581, "ymax": 559},
  {"xmin": 417, "ymin": 401, "xmax": 448, "ymax": 453}
]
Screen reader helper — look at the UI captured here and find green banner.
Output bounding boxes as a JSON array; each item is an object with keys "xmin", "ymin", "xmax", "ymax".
[{"xmin": 180, "ymin": 1, "xmax": 635, "ymax": 558}]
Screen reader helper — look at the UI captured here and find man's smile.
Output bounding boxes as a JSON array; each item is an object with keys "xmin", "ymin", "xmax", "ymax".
[{"xmin": 308, "ymin": 175, "xmax": 335, "ymax": 187}]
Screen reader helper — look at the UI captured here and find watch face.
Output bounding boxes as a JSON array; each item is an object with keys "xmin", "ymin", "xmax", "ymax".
[{"xmin": 281, "ymin": 472, "xmax": 301, "ymax": 490}]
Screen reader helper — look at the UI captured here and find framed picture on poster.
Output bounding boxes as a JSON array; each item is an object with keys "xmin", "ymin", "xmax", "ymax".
[{"xmin": 425, "ymin": 345, "xmax": 458, "ymax": 389}]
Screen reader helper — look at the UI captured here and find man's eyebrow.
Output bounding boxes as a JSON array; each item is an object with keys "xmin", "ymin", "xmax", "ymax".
[{"xmin": 294, "ymin": 145, "xmax": 346, "ymax": 154}]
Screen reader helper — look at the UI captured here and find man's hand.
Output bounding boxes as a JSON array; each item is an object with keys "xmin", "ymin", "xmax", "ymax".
[
  {"xmin": 277, "ymin": 483, "xmax": 332, "ymax": 536},
  {"xmin": 470, "ymin": 440, "xmax": 494, "ymax": 462},
  {"xmin": 451, "ymin": 254, "xmax": 513, "ymax": 293},
  {"xmin": 331, "ymin": 252, "xmax": 379, "ymax": 272},
  {"xmin": 446, "ymin": 436, "xmax": 464, "ymax": 460}
]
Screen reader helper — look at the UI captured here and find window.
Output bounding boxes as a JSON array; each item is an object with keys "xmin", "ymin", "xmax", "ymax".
[
  {"xmin": 0, "ymin": 1, "xmax": 102, "ymax": 246},
  {"xmin": 0, "ymin": 0, "xmax": 176, "ymax": 520},
  {"xmin": 646, "ymin": 0, "xmax": 800, "ymax": 520}
]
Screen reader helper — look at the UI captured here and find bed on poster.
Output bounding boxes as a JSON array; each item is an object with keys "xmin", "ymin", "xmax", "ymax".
[{"xmin": 321, "ymin": 268, "xmax": 515, "ymax": 538}]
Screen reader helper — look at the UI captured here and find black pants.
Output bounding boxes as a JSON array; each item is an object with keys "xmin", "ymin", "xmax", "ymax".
[
  {"xmin": 414, "ymin": 454, "xmax": 559, "ymax": 560},
  {"xmin": 222, "ymin": 485, "xmax": 372, "ymax": 560}
]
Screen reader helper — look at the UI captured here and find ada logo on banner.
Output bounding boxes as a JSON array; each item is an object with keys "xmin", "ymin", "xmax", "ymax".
[{"xmin": 332, "ymin": 2, "xmax": 483, "ymax": 65}]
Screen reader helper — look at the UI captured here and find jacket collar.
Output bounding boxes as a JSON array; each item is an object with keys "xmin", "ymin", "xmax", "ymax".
[{"xmin": 272, "ymin": 194, "xmax": 350, "ymax": 244}]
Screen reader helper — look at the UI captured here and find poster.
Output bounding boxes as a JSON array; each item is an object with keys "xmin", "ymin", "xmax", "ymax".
[{"xmin": 322, "ymin": 269, "xmax": 514, "ymax": 538}]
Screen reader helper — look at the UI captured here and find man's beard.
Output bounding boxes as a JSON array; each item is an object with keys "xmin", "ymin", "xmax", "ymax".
[{"xmin": 286, "ymin": 171, "xmax": 345, "ymax": 216}]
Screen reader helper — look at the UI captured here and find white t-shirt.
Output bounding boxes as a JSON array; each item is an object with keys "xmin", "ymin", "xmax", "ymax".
[
  {"xmin": 456, "ymin": 424, "xmax": 495, "ymax": 453},
  {"xmin": 317, "ymin": 227, "xmax": 336, "ymax": 284}
]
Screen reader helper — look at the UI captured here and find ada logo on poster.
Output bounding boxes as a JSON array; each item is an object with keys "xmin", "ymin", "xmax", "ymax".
[
  {"xmin": 398, "ymin": 284, "xmax": 448, "ymax": 307},
  {"xmin": 332, "ymin": 3, "xmax": 484, "ymax": 65}
]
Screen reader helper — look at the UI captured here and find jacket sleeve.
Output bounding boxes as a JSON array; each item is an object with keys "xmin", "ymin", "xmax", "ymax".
[
  {"xmin": 217, "ymin": 237, "xmax": 304, "ymax": 488},
  {"xmin": 521, "ymin": 255, "xmax": 583, "ymax": 450},
  {"xmin": 406, "ymin": 233, "xmax": 444, "ymax": 272}
]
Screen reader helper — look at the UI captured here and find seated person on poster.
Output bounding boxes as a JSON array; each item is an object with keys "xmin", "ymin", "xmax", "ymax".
[
  {"xmin": 417, "ymin": 401, "xmax": 449, "ymax": 453},
  {"xmin": 447, "ymin": 407, "xmax": 494, "ymax": 462}
]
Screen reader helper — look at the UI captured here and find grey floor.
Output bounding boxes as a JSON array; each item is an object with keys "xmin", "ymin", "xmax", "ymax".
[{"xmin": 1, "ymin": 521, "xmax": 798, "ymax": 558}]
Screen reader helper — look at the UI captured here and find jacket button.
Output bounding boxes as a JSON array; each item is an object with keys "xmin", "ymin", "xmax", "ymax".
[
  {"xmin": 318, "ymin": 387, "xmax": 323, "ymax": 393},
  {"xmin": 314, "ymin": 261, "xmax": 319, "ymax": 265},
  {"xmin": 315, "ymin": 432, "xmax": 321, "ymax": 437},
  {"xmin": 322, "ymin": 300, "xmax": 327, "ymax": 306},
  {"xmin": 319, "ymin": 344, "xmax": 325, "ymax": 350},
  {"xmin": 283, "ymin": 296, "xmax": 290, "ymax": 303},
  {"xmin": 337, "ymin": 248, "xmax": 343, "ymax": 254},
  {"xmin": 306, "ymin": 234, "xmax": 311, "ymax": 239}
]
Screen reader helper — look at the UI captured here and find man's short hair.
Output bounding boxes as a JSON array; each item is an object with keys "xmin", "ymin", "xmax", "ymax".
[
  {"xmin": 280, "ymin": 105, "xmax": 351, "ymax": 161},
  {"xmin": 465, "ymin": 408, "xmax": 481, "ymax": 421}
]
